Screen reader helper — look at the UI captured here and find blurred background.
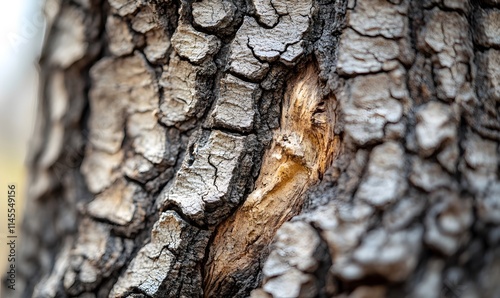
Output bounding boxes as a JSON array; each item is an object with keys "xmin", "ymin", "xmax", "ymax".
[{"xmin": 0, "ymin": 0, "xmax": 44, "ymax": 278}]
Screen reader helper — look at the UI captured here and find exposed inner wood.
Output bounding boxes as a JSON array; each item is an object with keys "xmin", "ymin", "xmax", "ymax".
[{"xmin": 204, "ymin": 63, "xmax": 340, "ymax": 295}]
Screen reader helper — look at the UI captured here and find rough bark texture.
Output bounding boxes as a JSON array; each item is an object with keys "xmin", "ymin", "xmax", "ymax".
[{"xmin": 3, "ymin": 0, "xmax": 500, "ymax": 297}]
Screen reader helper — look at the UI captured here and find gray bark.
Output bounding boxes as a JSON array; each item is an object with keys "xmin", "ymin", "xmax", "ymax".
[{"xmin": 3, "ymin": 0, "xmax": 500, "ymax": 297}]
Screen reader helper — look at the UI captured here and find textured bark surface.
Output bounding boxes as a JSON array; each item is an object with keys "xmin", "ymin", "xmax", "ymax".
[{"xmin": 3, "ymin": 0, "xmax": 500, "ymax": 297}]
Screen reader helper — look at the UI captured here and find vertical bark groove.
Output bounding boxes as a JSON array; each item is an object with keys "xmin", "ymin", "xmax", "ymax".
[{"xmin": 204, "ymin": 63, "xmax": 340, "ymax": 297}]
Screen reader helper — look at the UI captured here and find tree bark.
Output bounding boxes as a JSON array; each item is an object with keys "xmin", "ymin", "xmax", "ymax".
[{"xmin": 3, "ymin": 0, "xmax": 500, "ymax": 297}]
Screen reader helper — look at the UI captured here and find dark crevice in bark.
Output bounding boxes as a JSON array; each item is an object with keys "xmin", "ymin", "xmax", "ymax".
[
  {"xmin": 160, "ymin": 202, "xmax": 210, "ymax": 230},
  {"xmin": 309, "ymin": 224, "xmax": 335, "ymax": 298}
]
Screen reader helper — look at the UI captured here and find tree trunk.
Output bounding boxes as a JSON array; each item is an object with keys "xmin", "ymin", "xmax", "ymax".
[{"xmin": 4, "ymin": 0, "xmax": 500, "ymax": 297}]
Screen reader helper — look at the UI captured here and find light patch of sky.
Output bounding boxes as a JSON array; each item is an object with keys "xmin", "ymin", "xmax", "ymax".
[
  {"xmin": 0, "ymin": 0, "xmax": 44, "ymax": 151},
  {"xmin": 0, "ymin": 0, "xmax": 44, "ymax": 102}
]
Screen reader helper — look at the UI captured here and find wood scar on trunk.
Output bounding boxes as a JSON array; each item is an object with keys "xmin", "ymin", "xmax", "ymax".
[{"xmin": 204, "ymin": 63, "xmax": 340, "ymax": 295}]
